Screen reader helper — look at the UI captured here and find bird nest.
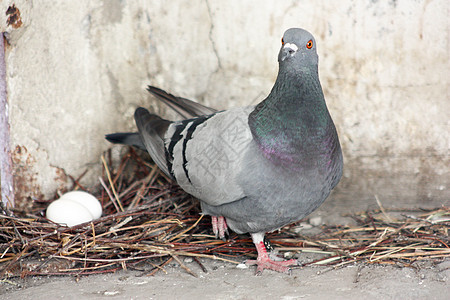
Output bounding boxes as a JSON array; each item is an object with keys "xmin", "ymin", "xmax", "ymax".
[{"xmin": 1, "ymin": 148, "xmax": 449, "ymax": 278}]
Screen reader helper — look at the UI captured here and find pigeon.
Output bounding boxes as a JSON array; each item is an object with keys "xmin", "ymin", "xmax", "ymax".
[{"xmin": 106, "ymin": 28, "xmax": 343, "ymax": 274}]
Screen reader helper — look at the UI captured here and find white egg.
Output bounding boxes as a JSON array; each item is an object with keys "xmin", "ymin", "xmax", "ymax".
[
  {"xmin": 46, "ymin": 191, "xmax": 103, "ymax": 227},
  {"xmin": 59, "ymin": 191, "xmax": 102, "ymax": 219},
  {"xmin": 46, "ymin": 199, "xmax": 94, "ymax": 227}
]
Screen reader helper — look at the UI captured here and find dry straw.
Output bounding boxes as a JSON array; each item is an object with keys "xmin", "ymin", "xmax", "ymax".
[{"xmin": 1, "ymin": 148, "xmax": 448, "ymax": 278}]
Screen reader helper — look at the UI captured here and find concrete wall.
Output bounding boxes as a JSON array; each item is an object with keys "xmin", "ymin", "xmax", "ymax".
[{"xmin": 1, "ymin": 0, "xmax": 448, "ymax": 208}]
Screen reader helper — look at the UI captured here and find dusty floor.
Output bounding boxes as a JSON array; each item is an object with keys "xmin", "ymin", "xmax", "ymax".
[
  {"xmin": 1, "ymin": 258, "xmax": 449, "ymax": 300},
  {"xmin": 1, "ymin": 186, "xmax": 449, "ymax": 299}
]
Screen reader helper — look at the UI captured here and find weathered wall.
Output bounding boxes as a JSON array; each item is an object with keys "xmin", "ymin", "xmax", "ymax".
[{"xmin": 1, "ymin": 0, "xmax": 448, "ymax": 208}]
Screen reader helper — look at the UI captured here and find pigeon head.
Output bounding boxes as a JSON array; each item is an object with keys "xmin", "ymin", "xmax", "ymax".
[{"xmin": 278, "ymin": 28, "xmax": 318, "ymax": 68}]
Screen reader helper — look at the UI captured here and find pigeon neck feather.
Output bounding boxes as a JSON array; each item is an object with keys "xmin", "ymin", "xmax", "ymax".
[{"xmin": 248, "ymin": 66, "xmax": 337, "ymax": 170}]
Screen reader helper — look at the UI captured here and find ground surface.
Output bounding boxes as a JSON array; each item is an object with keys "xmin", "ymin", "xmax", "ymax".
[
  {"xmin": 1, "ymin": 189, "xmax": 449, "ymax": 299},
  {"xmin": 1, "ymin": 258, "xmax": 449, "ymax": 300}
]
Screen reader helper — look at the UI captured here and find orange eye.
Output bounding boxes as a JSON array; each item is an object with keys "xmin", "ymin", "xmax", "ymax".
[
  {"xmin": 281, "ymin": 38, "xmax": 285, "ymax": 45},
  {"xmin": 306, "ymin": 40, "xmax": 313, "ymax": 49}
]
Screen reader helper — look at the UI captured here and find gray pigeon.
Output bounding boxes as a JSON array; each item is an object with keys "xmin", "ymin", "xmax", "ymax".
[{"xmin": 106, "ymin": 28, "xmax": 343, "ymax": 274}]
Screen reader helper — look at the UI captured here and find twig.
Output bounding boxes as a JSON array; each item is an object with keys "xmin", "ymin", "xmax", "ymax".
[
  {"xmin": 375, "ymin": 195, "xmax": 393, "ymax": 222},
  {"xmin": 109, "ymin": 216, "xmax": 133, "ymax": 232},
  {"xmin": 99, "ymin": 177, "xmax": 120, "ymax": 213},
  {"xmin": 147, "ymin": 257, "xmax": 173, "ymax": 276},
  {"xmin": 167, "ymin": 214, "xmax": 204, "ymax": 242},
  {"xmin": 101, "ymin": 155, "xmax": 124, "ymax": 211},
  {"xmin": 1, "ymin": 147, "xmax": 448, "ymax": 279},
  {"xmin": 171, "ymin": 254, "xmax": 198, "ymax": 277},
  {"xmin": 193, "ymin": 257, "xmax": 208, "ymax": 273}
]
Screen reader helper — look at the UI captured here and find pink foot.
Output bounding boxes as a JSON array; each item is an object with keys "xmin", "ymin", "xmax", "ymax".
[
  {"xmin": 211, "ymin": 216, "xmax": 228, "ymax": 240},
  {"xmin": 246, "ymin": 232, "xmax": 298, "ymax": 274}
]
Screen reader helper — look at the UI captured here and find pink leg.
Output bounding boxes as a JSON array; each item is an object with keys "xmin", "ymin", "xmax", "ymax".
[
  {"xmin": 211, "ymin": 216, "xmax": 228, "ymax": 240},
  {"xmin": 246, "ymin": 232, "xmax": 297, "ymax": 274}
]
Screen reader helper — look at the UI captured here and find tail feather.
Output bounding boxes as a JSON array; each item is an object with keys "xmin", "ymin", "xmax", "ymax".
[
  {"xmin": 106, "ymin": 86, "xmax": 217, "ymax": 180},
  {"xmin": 147, "ymin": 86, "xmax": 217, "ymax": 119},
  {"xmin": 105, "ymin": 132, "xmax": 146, "ymax": 151},
  {"xmin": 134, "ymin": 107, "xmax": 172, "ymax": 178}
]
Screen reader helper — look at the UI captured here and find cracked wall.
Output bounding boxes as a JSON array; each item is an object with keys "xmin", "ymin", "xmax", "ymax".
[{"xmin": 0, "ymin": 0, "xmax": 448, "ymax": 207}]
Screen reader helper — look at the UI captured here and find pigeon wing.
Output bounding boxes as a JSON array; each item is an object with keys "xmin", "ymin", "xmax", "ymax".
[
  {"xmin": 164, "ymin": 106, "xmax": 254, "ymax": 206},
  {"xmin": 147, "ymin": 86, "xmax": 217, "ymax": 119},
  {"xmin": 134, "ymin": 108, "xmax": 173, "ymax": 177}
]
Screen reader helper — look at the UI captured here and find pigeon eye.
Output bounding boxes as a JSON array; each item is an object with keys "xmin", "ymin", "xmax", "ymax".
[
  {"xmin": 281, "ymin": 38, "xmax": 285, "ymax": 45},
  {"xmin": 306, "ymin": 40, "xmax": 313, "ymax": 49}
]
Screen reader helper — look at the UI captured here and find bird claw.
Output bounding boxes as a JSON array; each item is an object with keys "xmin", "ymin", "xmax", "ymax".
[
  {"xmin": 246, "ymin": 258, "xmax": 298, "ymax": 275},
  {"xmin": 248, "ymin": 233, "xmax": 298, "ymax": 274},
  {"xmin": 211, "ymin": 216, "xmax": 228, "ymax": 241}
]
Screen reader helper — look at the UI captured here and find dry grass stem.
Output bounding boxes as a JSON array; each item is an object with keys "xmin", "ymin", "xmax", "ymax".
[{"xmin": 0, "ymin": 148, "xmax": 448, "ymax": 278}]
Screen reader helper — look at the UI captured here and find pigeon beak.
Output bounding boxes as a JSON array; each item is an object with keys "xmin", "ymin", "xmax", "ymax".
[{"xmin": 279, "ymin": 43, "xmax": 298, "ymax": 62}]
